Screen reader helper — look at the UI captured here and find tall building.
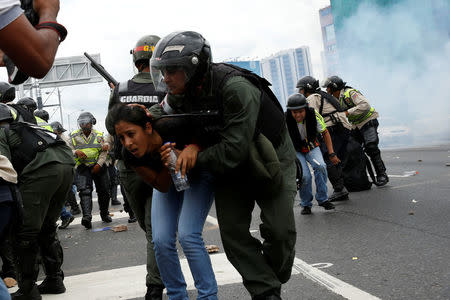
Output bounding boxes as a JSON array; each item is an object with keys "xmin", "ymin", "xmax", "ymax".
[
  {"xmin": 260, "ymin": 47, "xmax": 312, "ymax": 107},
  {"xmin": 319, "ymin": 5, "xmax": 339, "ymax": 77},
  {"xmin": 225, "ymin": 60, "xmax": 261, "ymax": 76}
]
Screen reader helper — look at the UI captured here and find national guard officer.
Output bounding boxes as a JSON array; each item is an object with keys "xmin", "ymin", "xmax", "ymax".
[
  {"xmin": 322, "ymin": 76, "xmax": 389, "ymax": 186},
  {"xmin": 105, "ymin": 35, "xmax": 165, "ymax": 300},
  {"xmin": 0, "ymin": 103, "xmax": 75, "ymax": 300},
  {"xmin": 149, "ymin": 31, "xmax": 297, "ymax": 300},
  {"xmin": 70, "ymin": 112, "xmax": 111, "ymax": 229},
  {"xmin": 297, "ymin": 76, "xmax": 351, "ymax": 201}
]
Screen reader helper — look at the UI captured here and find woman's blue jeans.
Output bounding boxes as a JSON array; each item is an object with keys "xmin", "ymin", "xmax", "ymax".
[
  {"xmin": 152, "ymin": 169, "xmax": 218, "ymax": 300},
  {"xmin": 296, "ymin": 147, "xmax": 328, "ymax": 207}
]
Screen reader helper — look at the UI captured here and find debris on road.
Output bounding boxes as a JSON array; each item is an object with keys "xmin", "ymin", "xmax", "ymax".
[
  {"xmin": 112, "ymin": 225, "xmax": 128, "ymax": 232},
  {"xmin": 206, "ymin": 245, "xmax": 220, "ymax": 253},
  {"xmin": 352, "ymin": 257, "xmax": 358, "ymax": 260},
  {"xmin": 408, "ymin": 211, "xmax": 415, "ymax": 215},
  {"xmin": 92, "ymin": 227, "xmax": 111, "ymax": 232},
  {"xmin": 3, "ymin": 277, "xmax": 17, "ymax": 288},
  {"xmin": 412, "ymin": 199, "xmax": 418, "ymax": 203},
  {"xmin": 446, "ymin": 162, "xmax": 450, "ymax": 167},
  {"xmin": 418, "ymin": 159, "xmax": 422, "ymax": 162}
]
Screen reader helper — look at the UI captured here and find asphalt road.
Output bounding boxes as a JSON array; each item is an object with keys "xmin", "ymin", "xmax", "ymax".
[{"xmin": 5, "ymin": 145, "xmax": 450, "ymax": 300}]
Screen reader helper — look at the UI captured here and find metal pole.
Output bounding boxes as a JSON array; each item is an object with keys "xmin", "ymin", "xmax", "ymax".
[
  {"xmin": 58, "ymin": 88, "xmax": 64, "ymax": 126},
  {"xmin": 67, "ymin": 113, "xmax": 71, "ymax": 133}
]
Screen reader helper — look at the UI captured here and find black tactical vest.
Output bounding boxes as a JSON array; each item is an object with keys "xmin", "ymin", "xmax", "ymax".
[
  {"xmin": 210, "ymin": 63, "xmax": 286, "ymax": 147},
  {"xmin": 8, "ymin": 104, "xmax": 37, "ymax": 124},
  {"xmin": 110, "ymin": 79, "xmax": 165, "ymax": 159},
  {"xmin": 5, "ymin": 122, "xmax": 65, "ymax": 174},
  {"xmin": 111, "ymin": 80, "xmax": 165, "ymax": 109}
]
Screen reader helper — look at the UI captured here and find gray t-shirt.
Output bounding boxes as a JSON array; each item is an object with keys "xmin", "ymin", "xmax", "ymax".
[{"xmin": 0, "ymin": 2, "xmax": 23, "ymax": 31}]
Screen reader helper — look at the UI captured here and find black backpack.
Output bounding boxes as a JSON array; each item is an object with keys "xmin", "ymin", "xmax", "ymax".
[{"xmin": 343, "ymin": 136, "xmax": 375, "ymax": 192}]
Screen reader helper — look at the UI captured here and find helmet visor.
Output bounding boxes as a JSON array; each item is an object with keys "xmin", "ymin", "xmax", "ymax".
[{"xmin": 77, "ymin": 117, "xmax": 92, "ymax": 127}]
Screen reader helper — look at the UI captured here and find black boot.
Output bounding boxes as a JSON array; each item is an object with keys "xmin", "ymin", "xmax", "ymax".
[
  {"xmin": 98, "ymin": 193, "xmax": 112, "ymax": 223},
  {"xmin": 110, "ymin": 184, "xmax": 121, "ymax": 206},
  {"xmin": 327, "ymin": 164, "xmax": 349, "ymax": 201},
  {"xmin": 80, "ymin": 194, "xmax": 93, "ymax": 229},
  {"xmin": 329, "ymin": 187, "xmax": 349, "ymax": 202},
  {"xmin": 11, "ymin": 239, "xmax": 41, "ymax": 300},
  {"xmin": 128, "ymin": 209, "xmax": 137, "ymax": 223},
  {"xmin": 145, "ymin": 285, "xmax": 164, "ymax": 300},
  {"xmin": 67, "ymin": 189, "xmax": 81, "ymax": 215},
  {"xmin": 370, "ymin": 154, "xmax": 389, "ymax": 186},
  {"xmin": 37, "ymin": 231, "xmax": 66, "ymax": 294}
]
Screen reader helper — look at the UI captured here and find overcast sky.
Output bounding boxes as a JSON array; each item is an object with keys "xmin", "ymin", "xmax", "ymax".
[{"xmin": 1, "ymin": 0, "xmax": 331, "ymax": 132}]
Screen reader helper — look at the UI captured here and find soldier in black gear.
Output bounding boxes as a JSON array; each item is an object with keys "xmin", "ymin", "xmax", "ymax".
[
  {"xmin": 297, "ymin": 76, "xmax": 351, "ymax": 201},
  {"xmin": 105, "ymin": 35, "xmax": 165, "ymax": 300},
  {"xmin": 149, "ymin": 31, "xmax": 297, "ymax": 300},
  {"xmin": 0, "ymin": 82, "xmax": 16, "ymax": 103},
  {"xmin": 0, "ymin": 103, "xmax": 75, "ymax": 300},
  {"xmin": 323, "ymin": 76, "xmax": 388, "ymax": 186}
]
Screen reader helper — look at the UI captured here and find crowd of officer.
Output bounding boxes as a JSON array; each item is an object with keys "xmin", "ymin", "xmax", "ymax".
[{"xmin": 286, "ymin": 75, "xmax": 388, "ymax": 215}]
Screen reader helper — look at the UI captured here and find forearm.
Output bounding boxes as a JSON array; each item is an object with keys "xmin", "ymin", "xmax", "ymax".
[
  {"xmin": 0, "ymin": 0, "xmax": 61, "ymax": 78},
  {"xmin": 322, "ymin": 130, "xmax": 334, "ymax": 154}
]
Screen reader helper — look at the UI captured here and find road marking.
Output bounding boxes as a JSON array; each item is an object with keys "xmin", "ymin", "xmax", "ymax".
[
  {"xmin": 293, "ymin": 259, "xmax": 381, "ymax": 300},
  {"xmin": 49, "ymin": 214, "xmax": 380, "ymax": 299}
]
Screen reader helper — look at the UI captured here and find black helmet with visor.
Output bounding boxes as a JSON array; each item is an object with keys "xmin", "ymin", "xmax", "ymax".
[{"xmin": 150, "ymin": 31, "xmax": 212, "ymax": 93}]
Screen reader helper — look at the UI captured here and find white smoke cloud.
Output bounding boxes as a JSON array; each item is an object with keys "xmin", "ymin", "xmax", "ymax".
[{"xmin": 334, "ymin": 0, "xmax": 450, "ymax": 147}]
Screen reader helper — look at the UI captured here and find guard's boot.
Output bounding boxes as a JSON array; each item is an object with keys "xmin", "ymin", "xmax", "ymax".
[
  {"xmin": 128, "ymin": 209, "xmax": 137, "ymax": 223},
  {"xmin": 80, "ymin": 194, "xmax": 93, "ymax": 229},
  {"xmin": 11, "ymin": 240, "xmax": 41, "ymax": 300},
  {"xmin": 98, "ymin": 193, "xmax": 112, "ymax": 223},
  {"xmin": 110, "ymin": 185, "xmax": 121, "ymax": 205},
  {"xmin": 37, "ymin": 232, "xmax": 66, "ymax": 294},
  {"xmin": 370, "ymin": 154, "xmax": 389, "ymax": 186},
  {"xmin": 329, "ymin": 187, "xmax": 349, "ymax": 202},
  {"xmin": 327, "ymin": 164, "xmax": 348, "ymax": 201},
  {"xmin": 145, "ymin": 285, "xmax": 164, "ymax": 300},
  {"xmin": 67, "ymin": 190, "xmax": 81, "ymax": 215}
]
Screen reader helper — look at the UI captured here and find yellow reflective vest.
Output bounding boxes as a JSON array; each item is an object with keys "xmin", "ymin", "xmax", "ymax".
[{"xmin": 70, "ymin": 129, "xmax": 104, "ymax": 166}]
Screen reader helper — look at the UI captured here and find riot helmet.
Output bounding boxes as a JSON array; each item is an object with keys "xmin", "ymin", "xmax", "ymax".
[
  {"xmin": 322, "ymin": 76, "xmax": 346, "ymax": 92},
  {"xmin": 0, "ymin": 103, "xmax": 14, "ymax": 123},
  {"xmin": 286, "ymin": 93, "xmax": 308, "ymax": 111},
  {"xmin": 296, "ymin": 76, "xmax": 319, "ymax": 94},
  {"xmin": 77, "ymin": 112, "xmax": 96, "ymax": 127},
  {"xmin": 150, "ymin": 31, "xmax": 212, "ymax": 93},
  {"xmin": 34, "ymin": 109, "xmax": 49, "ymax": 122},
  {"xmin": 50, "ymin": 121, "xmax": 66, "ymax": 133},
  {"xmin": 131, "ymin": 35, "xmax": 160, "ymax": 68},
  {"xmin": 17, "ymin": 97, "xmax": 37, "ymax": 112},
  {"xmin": 0, "ymin": 82, "xmax": 16, "ymax": 103}
]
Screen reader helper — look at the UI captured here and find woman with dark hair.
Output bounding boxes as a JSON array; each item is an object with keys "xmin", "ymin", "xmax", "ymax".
[{"xmin": 110, "ymin": 104, "xmax": 218, "ymax": 300}]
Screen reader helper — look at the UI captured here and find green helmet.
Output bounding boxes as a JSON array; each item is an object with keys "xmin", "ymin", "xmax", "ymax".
[{"xmin": 131, "ymin": 35, "xmax": 160, "ymax": 66}]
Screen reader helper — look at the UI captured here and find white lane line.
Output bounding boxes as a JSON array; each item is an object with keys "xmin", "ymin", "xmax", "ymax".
[
  {"xmin": 62, "ymin": 212, "xmax": 219, "ymax": 228},
  {"xmin": 207, "ymin": 215, "xmax": 381, "ymax": 300},
  {"xmin": 8, "ymin": 253, "xmax": 242, "ymax": 300},
  {"xmin": 292, "ymin": 258, "xmax": 381, "ymax": 300}
]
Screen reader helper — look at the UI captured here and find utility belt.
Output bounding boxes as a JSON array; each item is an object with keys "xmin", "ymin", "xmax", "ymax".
[
  {"xmin": 300, "ymin": 139, "xmax": 320, "ymax": 154},
  {"xmin": 327, "ymin": 123, "xmax": 350, "ymax": 135}
]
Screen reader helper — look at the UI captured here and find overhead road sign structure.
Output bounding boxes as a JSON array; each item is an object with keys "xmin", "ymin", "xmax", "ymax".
[{"xmin": 22, "ymin": 54, "xmax": 104, "ymax": 89}]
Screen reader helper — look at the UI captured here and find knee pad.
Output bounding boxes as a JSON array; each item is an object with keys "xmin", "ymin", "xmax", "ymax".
[{"xmin": 365, "ymin": 142, "xmax": 380, "ymax": 157}]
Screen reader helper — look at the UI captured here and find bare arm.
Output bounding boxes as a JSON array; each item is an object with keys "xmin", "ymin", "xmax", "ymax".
[
  {"xmin": 133, "ymin": 165, "xmax": 171, "ymax": 193},
  {"xmin": 0, "ymin": 0, "xmax": 61, "ymax": 77}
]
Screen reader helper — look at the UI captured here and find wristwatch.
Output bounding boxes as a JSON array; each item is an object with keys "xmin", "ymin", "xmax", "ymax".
[{"xmin": 328, "ymin": 152, "xmax": 337, "ymax": 158}]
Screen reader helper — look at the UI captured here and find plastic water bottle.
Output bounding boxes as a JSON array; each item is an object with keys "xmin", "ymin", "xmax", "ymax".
[{"xmin": 168, "ymin": 148, "xmax": 190, "ymax": 191}]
